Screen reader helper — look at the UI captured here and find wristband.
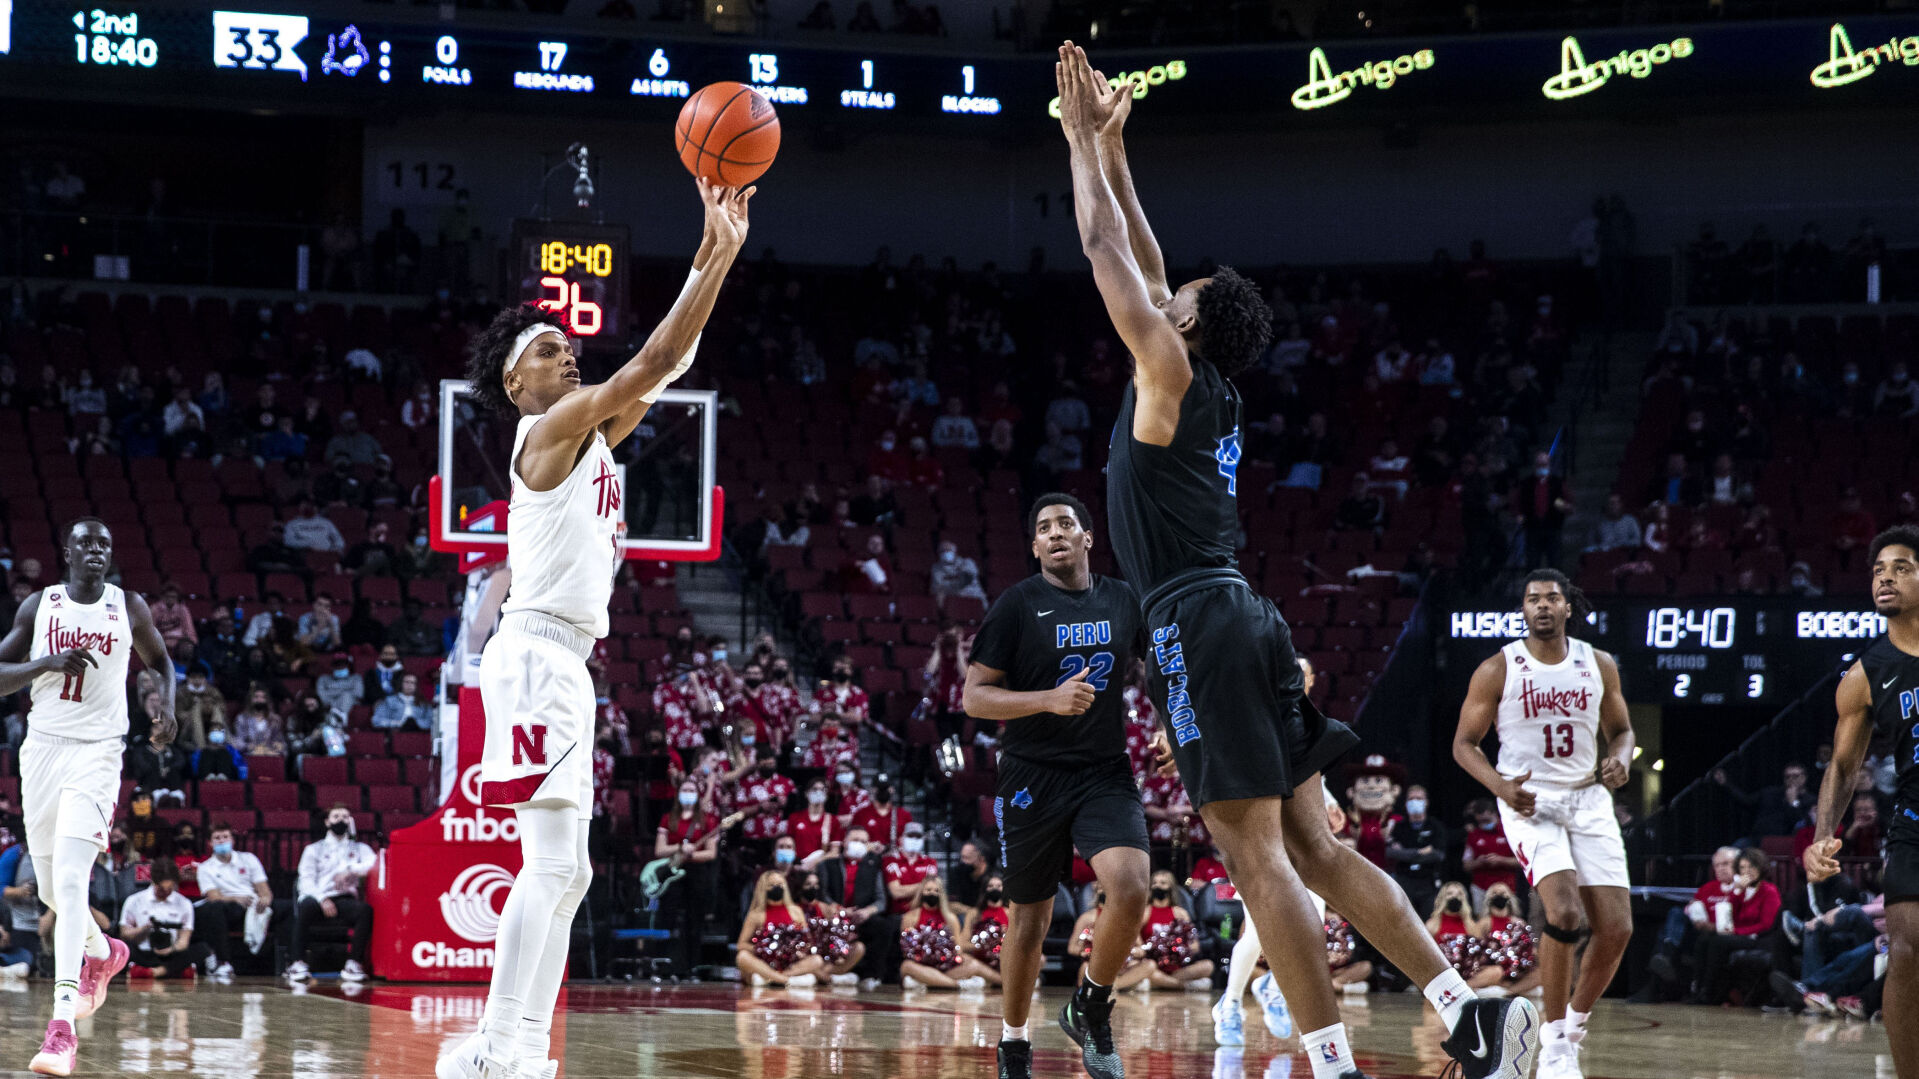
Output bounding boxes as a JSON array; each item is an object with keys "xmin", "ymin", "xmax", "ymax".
[{"xmin": 639, "ymin": 268, "xmax": 703, "ymax": 404}]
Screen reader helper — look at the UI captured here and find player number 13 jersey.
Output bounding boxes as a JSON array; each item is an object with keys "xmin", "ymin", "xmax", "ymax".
[{"xmin": 1495, "ymin": 637, "xmax": 1601, "ymax": 786}]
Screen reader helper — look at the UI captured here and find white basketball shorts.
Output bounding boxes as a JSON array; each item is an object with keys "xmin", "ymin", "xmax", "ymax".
[
  {"xmin": 478, "ymin": 612, "xmax": 596, "ymax": 814},
  {"xmin": 1497, "ymin": 782, "xmax": 1629, "ymax": 889},
  {"xmin": 21, "ymin": 733, "xmax": 124, "ymax": 853}
]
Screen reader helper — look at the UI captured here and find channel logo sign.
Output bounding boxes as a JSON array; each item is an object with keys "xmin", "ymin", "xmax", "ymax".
[
  {"xmin": 1811, "ymin": 23, "xmax": 1919, "ymax": 89},
  {"xmin": 1542, "ymin": 35, "xmax": 1694, "ymax": 100}
]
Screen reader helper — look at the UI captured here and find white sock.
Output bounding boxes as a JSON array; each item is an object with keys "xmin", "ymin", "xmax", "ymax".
[
  {"xmin": 1543, "ymin": 1018, "xmax": 1568, "ymax": 1046},
  {"xmin": 480, "ymin": 808, "xmax": 586, "ymax": 1061},
  {"xmin": 42, "ymin": 838, "xmax": 104, "ymax": 1020},
  {"xmin": 1301, "ymin": 1022, "xmax": 1354, "ymax": 1079},
  {"xmin": 1422, "ymin": 967, "xmax": 1475, "ymax": 1033},
  {"xmin": 519, "ymin": 819, "xmax": 592, "ymax": 1049},
  {"xmin": 1002, "ymin": 1022, "xmax": 1029, "ymax": 1043},
  {"xmin": 1566, "ymin": 1008, "xmax": 1589, "ymax": 1044},
  {"xmin": 1224, "ymin": 922, "xmax": 1263, "ymax": 1005}
]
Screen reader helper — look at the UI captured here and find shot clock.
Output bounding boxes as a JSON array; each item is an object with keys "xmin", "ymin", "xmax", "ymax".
[{"xmin": 511, "ymin": 221, "xmax": 628, "ymax": 342}]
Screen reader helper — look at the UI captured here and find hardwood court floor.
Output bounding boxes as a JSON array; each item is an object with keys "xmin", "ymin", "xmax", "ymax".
[{"xmin": 0, "ymin": 979, "xmax": 1893, "ymax": 1078}]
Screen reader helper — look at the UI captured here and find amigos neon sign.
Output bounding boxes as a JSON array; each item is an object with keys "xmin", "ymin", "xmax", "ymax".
[
  {"xmin": 1542, "ymin": 35, "xmax": 1694, "ymax": 100},
  {"xmin": 1290, "ymin": 46, "xmax": 1434, "ymax": 110},
  {"xmin": 1811, "ymin": 23, "xmax": 1919, "ymax": 89}
]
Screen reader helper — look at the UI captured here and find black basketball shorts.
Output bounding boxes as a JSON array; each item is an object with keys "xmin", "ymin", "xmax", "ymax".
[
  {"xmin": 1145, "ymin": 578, "xmax": 1359, "ymax": 809},
  {"xmin": 994, "ymin": 754, "xmax": 1150, "ymax": 906},
  {"xmin": 1887, "ymin": 806, "xmax": 1919, "ymax": 903}
]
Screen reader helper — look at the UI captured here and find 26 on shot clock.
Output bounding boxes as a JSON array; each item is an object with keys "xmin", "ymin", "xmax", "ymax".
[{"xmin": 511, "ymin": 221, "xmax": 629, "ymax": 341}]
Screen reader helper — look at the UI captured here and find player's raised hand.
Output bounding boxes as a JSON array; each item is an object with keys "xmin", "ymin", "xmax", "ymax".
[
  {"xmin": 1149, "ymin": 729, "xmax": 1179, "ymax": 779},
  {"xmin": 43, "ymin": 647, "xmax": 97, "ymax": 679},
  {"xmin": 1046, "ymin": 666, "xmax": 1097, "ymax": 715},
  {"xmin": 697, "ymin": 177, "xmax": 756, "ymax": 249},
  {"xmin": 1803, "ymin": 836, "xmax": 1843, "ymax": 883},
  {"xmin": 1089, "ymin": 68, "xmax": 1136, "ymax": 138},
  {"xmin": 1500, "ymin": 770, "xmax": 1536, "ymax": 816},
  {"xmin": 1597, "ymin": 757, "xmax": 1629, "ymax": 789},
  {"xmin": 1055, "ymin": 42, "xmax": 1100, "ymax": 140}
]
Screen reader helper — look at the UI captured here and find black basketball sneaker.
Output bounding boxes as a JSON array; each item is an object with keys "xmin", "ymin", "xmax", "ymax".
[
  {"xmin": 1440, "ymin": 996, "xmax": 1541, "ymax": 1079},
  {"xmin": 1058, "ymin": 992, "xmax": 1122, "ymax": 1079},
  {"xmin": 997, "ymin": 1038, "xmax": 1033, "ymax": 1079}
]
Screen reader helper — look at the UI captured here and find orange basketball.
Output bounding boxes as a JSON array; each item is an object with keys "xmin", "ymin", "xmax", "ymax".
[{"xmin": 675, "ymin": 82, "xmax": 780, "ymax": 187}]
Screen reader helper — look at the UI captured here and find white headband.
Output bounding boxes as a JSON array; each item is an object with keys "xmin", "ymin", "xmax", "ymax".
[{"xmin": 504, "ymin": 325, "xmax": 564, "ymax": 374}]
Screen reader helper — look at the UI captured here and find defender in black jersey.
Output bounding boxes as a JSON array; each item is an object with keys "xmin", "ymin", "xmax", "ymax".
[
  {"xmin": 1806, "ymin": 526, "xmax": 1919, "ymax": 1074},
  {"xmin": 965, "ymin": 494, "xmax": 1150, "ymax": 1079},
  {"xmin": 1053, "ymin": 42, "xmax": 1536, "ymax": 1079}
]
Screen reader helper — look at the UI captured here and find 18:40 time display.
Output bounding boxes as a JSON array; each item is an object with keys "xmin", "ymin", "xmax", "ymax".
[
  {"xmin": 1645, "ymin": 606, "xmax": 1736, "ymax": 649},
  {"xmin": 540, "ymin": 241, "xmax": 614, "ymax": 277}
]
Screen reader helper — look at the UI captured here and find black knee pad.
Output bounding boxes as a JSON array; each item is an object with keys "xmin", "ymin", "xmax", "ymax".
[{"xmin": 1542, "ymin": 920, "xmax": 1587, "ymax": 945}]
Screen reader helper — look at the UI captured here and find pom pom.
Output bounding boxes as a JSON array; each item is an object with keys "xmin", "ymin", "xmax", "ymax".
[
  {"xmin": 809, "ymin": 911, "xmax": 858, "ymax": 965},
  {"xmin": 1487, "ymin": 919, "xmax": 1537, "ymax": 979},
  {"xmin": 970, "ymin": 919, "xmax": 1006, "ymax": 970},
  {"xmin": 903, "ymin": 921, "xmax": 961, "ymax": 972},
  {"xmin": 1437, "ymin": 932, "xmax": 1486, "ymax": 978},
  {"xmin": 750, "ymin": 920, "xmax": 814, "ymax": 971},
  {"xmin": 1326, "ymin": 916, "xmax": 1358, "ymax": 971},
  {"xmin": 1144, "ymin": 920, "xmax": 1201, "ymax": 975}
]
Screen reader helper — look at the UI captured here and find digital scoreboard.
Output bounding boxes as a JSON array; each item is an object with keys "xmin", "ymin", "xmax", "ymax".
[
  {"xmin": 511, "ymin": 221, "xmax": 629, "ymax": 343},
  {"xmin": 1446, "ymin": 598, "xmax": 1885, "ymax": 706}
]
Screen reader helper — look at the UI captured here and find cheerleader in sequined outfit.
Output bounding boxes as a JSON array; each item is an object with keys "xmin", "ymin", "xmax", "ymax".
[
  {"xmin": 1137, "ymin": 869, "xmax": 1215, "ymax": 992},
  {"xmin": 795, "ymin": 870, "xmax": 865, "ymax": 985},
  {"xmin": 958, "ymin": 872, "xmax": 1010, "ymax": 987},
  {"xmin": 1425, "ymin": 881, "xmax": 1489, "ymax": 981},
  {"xmin": 735, "ymin": 871, "xmax": 825, "ymax": 988},
  {"xmin": 1473, "ymin": 882, "xmax": 1542, "ymax": 996},
  {"xmin": 898, "ymin": 877, "xmax": 993, "ymax": 990},
  {"xmin": 1068, "ymin": 889, "xmax": 1154, "ymax": 990}
]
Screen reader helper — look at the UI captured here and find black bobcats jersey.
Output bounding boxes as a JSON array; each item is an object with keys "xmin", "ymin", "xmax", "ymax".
[{"xmin": 1106, "ymin": 358, "xmax": 1243, "ymax": 596}]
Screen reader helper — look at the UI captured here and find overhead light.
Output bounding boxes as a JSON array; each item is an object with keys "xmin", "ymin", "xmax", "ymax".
[
  {"xmin": 1652, "ymin": 759, "xmax": 1666, "ymax": 772},
  {"xmin": 1631, "ymin": 746, "xmax": 1643, "ymax": 760}
]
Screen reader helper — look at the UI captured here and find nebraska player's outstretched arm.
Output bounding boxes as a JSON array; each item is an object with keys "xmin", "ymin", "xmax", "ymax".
[
  {"xmin": 1593, "ymin": 650, "xmax": 1634, "ymax": 790},
  {"xmin": 517, "ymin": 178, "xmax": 753, "ymax": 488},
  {"xmin": 598, "ymin": 207, "xmax": 725, "ymax": 450},
  {"xmin": 124, "ymin": 591, "xmax": 178, "ymax": 747},
  {"xmin": 1056, "ymin": 43, "xmax": 1192, "ymax": 446},
  {"xmin": 0, "ymin": 594, "xmax": 97, "ymax": 696},
  {"xmin": 1454, "ymin": 652, "xmax": 1537, "ymax": 817},
  {"xmin": 1806, "ymin": 660, "xmax": 1872, "ymax": 882}
]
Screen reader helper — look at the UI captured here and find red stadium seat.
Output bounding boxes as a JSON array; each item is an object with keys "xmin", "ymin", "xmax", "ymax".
[
  {"xmin": 313, "ymin": 784, "xmax": 364, "ymax": 810},
  {"xmin": 300, "ymin": 757, "xmax": 349, "ymax": 785},
  {"xmin": 368, "ymin": 786, "xmax": 417, "ymax": 813},
  {"xmin": 250, "ymin": 784, "xmax": 302, "ymax": 810}
]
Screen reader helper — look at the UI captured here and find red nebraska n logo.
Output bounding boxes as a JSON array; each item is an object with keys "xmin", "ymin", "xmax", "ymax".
[{"xmin": 512, "ymin": 724, "xmax": 548, "ymax": 766}]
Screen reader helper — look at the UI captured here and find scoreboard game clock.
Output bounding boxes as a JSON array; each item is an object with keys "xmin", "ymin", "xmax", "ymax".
[
  {"xmin": 510, "ymin": 220, "xmax": 629, "ymax": 343},
  {"xmin": 1446, "ymin": 598, "xmax": 1887, "ymax": 707}
]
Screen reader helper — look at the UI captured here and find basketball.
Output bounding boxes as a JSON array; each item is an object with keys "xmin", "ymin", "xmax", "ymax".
[{"xmin": 675, "ymin": 81, "xmax": 780, "ymax": 187}]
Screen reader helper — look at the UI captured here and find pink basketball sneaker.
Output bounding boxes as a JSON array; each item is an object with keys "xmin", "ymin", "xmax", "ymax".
[
  {"xmin": 76, "ymin": 937, "xmax": 131, "ymax": 1019},
  {"xmin": 28, "ymin": 1019, "xmax": 77, "ymax": 1077}
]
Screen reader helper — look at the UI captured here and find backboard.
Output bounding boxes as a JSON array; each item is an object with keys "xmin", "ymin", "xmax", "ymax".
[{"xmin": 428, "ymin": 378, "xmax": 722, "ymax": 562}]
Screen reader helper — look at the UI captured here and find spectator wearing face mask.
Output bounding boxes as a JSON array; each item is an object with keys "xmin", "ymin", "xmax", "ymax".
[
  {"xmin": 816, "ymin": 826, "xmax": 889, "ymax": 988},
  {"xmin": 362, "ymin": 645, "xmax": 405, "ymax": 700},
  {"xmin": 804, "ymin": 717, "xmax": 861, "ymax": 772},
  {"xmin": 657, "ymin": 668, "xmax": 717, "ymax": 752},
  {"xmin": 855, "ymin": 779, "xmax": 913, "ymax": 852},
  {"xmin": 193, "ymin": 725, "xmax": 247, "ymax": 782},
  {"xmin": 1386, "ymin": 784, "xmax": 1446, "ymax": 916},
  {"xmin": 121, "ymin": 858, "xmax": 207, "ymax": 979},
  {"xmin": 285, "ymin": 806, "xmax": 376, "ymax": 984},
  {"xmin": 655, "ymin": 779, "xmax": 727, "ymax": 978},
  {"xmin": 315, "ymin": 652, "xmax": 363, "ymax": 718},
  {"xmin": 738, "ymin": 748, "xmax": 795, "ymax": 849},
  {"xmin": 882, "ymin": 822, "xmax": 938, "ymax": 914},
  {"xmin": 930, "ymin": 540, "xmax": 987, "ymax": 604},
  {"xmin": 127, "ymin": 731, "xmax": 189, "ymax": 805},
  {"xmin": 192, "ymin": 822, "xmax": 276, "ymax": 980},
  {"xmin": 788, "ymin": 780, "xmax": 838, "ymax": 862},
  {"xmin": 755, "ymin": 659, "xmax": 806, "ymax": 743},
  {"xmin": 176, "ymin": 662, "xmax": 226, "ymax": 751},
  {"xmin": 812, "ymin": 656, "xmax": 871, "ymax": 729},
  {"xmin": 231, "ymin": 687, "xmax": 288, "ymax": 757},
  {"xmin": 828, "ymin": 764, "xmax": 872, "ymax": 827}
]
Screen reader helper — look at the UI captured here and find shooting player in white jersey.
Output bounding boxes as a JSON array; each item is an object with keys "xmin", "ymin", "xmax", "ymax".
[
  {"xmin": 0, "ymin": 518, "xmax": 176, "ymax": 1076},
  {"xmin": 1454, "ymin": 569, "xmax": 1635, "ymax": 1079},
  {"xmin": 434, "ymin": 177, "xmax": 753, "ymax": 1079}
]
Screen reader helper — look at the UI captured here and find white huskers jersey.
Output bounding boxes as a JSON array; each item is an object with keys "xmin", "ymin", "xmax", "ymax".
[
  {"xmin": 1495, "ymin": 637, "xmax": 1602, "ymax": 787},
  {"xmin": 29, "ymin": 583, "xmax": 134, "ymax": 741},
  {"xmin": 499, "ymin": 414, "xmax": 624, "ymax": 640}
]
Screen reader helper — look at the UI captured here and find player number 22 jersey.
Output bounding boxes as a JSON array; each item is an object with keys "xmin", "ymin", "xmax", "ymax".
[
  {"xmin": 1495, "ymin": 637, "xmax": 1601, "ymax": 787},
  {"xmin": 29, "ymin": 583, "xmax": 134, "ymax": 741}
]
